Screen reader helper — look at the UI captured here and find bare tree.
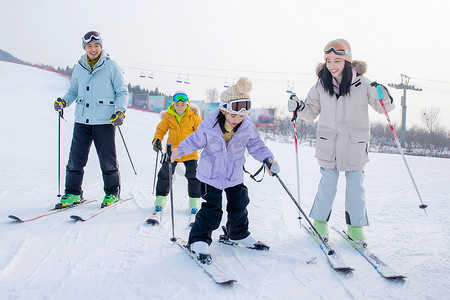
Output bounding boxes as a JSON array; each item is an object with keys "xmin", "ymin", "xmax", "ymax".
[
  {"xmin": 420, "ymin": 106, "xmax": 441, "ymax": 133},
  {"xmin": 205, "ymin": 88, "xmax": 220, "ymax": 103}
]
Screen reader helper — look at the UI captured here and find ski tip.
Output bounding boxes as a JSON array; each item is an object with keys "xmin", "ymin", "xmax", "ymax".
[
  {"xmin": 336, "ymin": 267, "xmax": 354, "ymax": 273},
  {"xmin": 70, "ymin": 215, "xmax": 85, "ymax": 222},
  {"xmin": 386, "ymin": 275, "xmax": 407, "ymax": 280},
  {"xmin": 146, "ymin": 219, "xmax": 159, "ymax": 225},
  {"xmin": 218, "ymin": 279, "xmax": 237, "ymax": 284},
  {"xmin": 8, "ymin": 215, "xmax": 23, "ymax": 223}
]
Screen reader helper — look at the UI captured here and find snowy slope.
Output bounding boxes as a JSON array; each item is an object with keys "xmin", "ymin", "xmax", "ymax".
[{"xmin": 0, "ymin": 61, "xmax": 449, "ymax": 300}]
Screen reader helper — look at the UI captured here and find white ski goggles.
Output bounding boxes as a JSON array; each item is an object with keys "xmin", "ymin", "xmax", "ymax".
[{"xmin": 220, "ymin": 99, "xmax": 251, "ymax": 113}]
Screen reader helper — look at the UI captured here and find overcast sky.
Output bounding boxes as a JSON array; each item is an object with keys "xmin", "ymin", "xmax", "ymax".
[{"xmin": 2, "ymin": 0, "xmax": 450, "ymax": 129}]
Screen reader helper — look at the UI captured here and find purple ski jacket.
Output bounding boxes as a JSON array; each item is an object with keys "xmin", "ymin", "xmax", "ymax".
[{"xmin": 177, "ymin": 109, "xmax": 274, "ymax": 190}]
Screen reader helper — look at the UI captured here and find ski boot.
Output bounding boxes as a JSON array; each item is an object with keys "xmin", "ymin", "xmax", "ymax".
[
  {"xmin": 313, "ymin": 220, "xmax": 329, "ymax": 243},
  {"xmin": 219, "ymin": 226, "xmax": 269, "ymax": 250},
  {"xmin": 189, "ymin": 197, "xmax": 201, "ymax": 214},
  {"xmin": 190, "ymin": 241, "xmax": 212, "ymax": 265},
  {"xmin": 154, "ymin": 195, "xmax": 166, "ymax": 211},
  {"xmin": 55, "ymin": 194, "xmax": 82, "ymax": 209},
  {"xmin": 101, "ymin": 194, "xmax": 119, "ymax": 208},
  {"xmin": 347, "ymin": 226, "xmax": 368, "ymax": 249},
  {"xmin": 189, "ymin": 197, "xmax": 200, "ymax": 226}
]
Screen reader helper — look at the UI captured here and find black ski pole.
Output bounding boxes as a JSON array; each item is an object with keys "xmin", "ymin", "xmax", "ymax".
[
  {"xmin": 264, "ymin": 160, "xmax": 334, "ymax": 255},
  {"xmin": 118, "ymin": 127, "xmax": 137, "ymax": 175},
  {"xmin": 57, "ymin": 110, "xmax": 63, "ymax": 198},
  {"xmin": 152, "ymin": 151, "xmax": 159, "ymax": 195},
  {"xmin": 166, "ymin": 144, "xmax": 177, "ymax": 242}
]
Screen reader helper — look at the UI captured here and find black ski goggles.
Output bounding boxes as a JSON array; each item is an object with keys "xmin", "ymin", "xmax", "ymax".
[
  {"xmin": 82, "ymin": 31, "xmax": 101, "ymax": 43},
  {"xmin": 220, "ymin": 99, "xmax": 251, "ymax": 113},
  {"xmin": 172, "ymin": 93, "xmax": 189, "ymax": 102}
]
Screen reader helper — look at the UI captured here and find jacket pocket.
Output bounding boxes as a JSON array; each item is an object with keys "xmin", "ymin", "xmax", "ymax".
[
  {"xmin": 96, "ymin": 99, "xmax": 115, "ymax": 121},
  {"xmin": 315, "ymin": 133, "xmax": 336, "ymax": 161},
  {"xmin": 198, "ymin": 152, "xmax": 217, "ymax": 180},
  {"xmin": 347, "ymin": 136, "xmax": 369, "ymax": 166},
  {"xmin": 228, "ymin": 156, "xmax": 245, "ymax": 182},
  {"xmin": 75, "ymin": 98, "xmax": 84, "ymax": 118}
]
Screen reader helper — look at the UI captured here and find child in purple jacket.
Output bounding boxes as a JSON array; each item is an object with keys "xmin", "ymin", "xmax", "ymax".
[{"xmin": 171, "ymin": 77, "xmax": 280, "ymax": 264}]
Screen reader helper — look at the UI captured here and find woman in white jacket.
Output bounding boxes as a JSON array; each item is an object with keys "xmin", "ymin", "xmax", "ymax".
[{"xmin": 288, "ymin": 39, "xmax": 395, "ymax": 247}]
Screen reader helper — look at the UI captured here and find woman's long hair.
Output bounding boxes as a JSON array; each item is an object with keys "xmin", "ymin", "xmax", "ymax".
[
  {"xmin": 214, "ymin": 109, "xmax": 242, "ymax": 133},
  {"xmin": 318, "ymin": 61, "xmax": 353, "ymax": 97}
]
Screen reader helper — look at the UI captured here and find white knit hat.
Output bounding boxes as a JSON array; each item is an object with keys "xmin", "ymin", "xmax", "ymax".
[{"xmin": 219, "ymin": 77, "xmax": 252, "ymax": 116}]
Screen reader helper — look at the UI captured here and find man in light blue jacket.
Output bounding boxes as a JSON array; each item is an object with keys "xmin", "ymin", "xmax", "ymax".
[{"xmin": 54, "ymin": 31, "xmax": 128, "ymax": 209}]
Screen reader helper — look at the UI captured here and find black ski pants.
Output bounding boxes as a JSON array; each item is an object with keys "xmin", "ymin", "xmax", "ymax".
[
  {"xmin": 65, "ymin": 123, "xmax": 120, "ymax": 196},
  {"xmin": 155, "ymin": 159, "xmax": 201, "ymax": 198},
  {"xmin": 188, "ymin": 183, "xmax": 250, "ymax": 245}
]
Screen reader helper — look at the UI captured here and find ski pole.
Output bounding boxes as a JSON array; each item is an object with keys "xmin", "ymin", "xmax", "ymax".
[
  {"xmin": 152, "ymin": 151, "xmax": 159, "ymax": 195},
  {"xmin": 166, "ymin": 143, "xmax": 177, "ymax": 242},
  {"xmin": 371, "ymin": 82, "xmax": 428, "ymax": 212},
  {"xmin": 264, "ymin": 160, "xmax": 335, "ymax": 255},
  {"xmin": 117, "ymin": 127, "xmax": 137, "ymax": 175},
  {"xmin": 57, "ymin": 110, "xmax": 63, "ymax": 198},
  {"xmin": 293, "ymin": 112, "xmax": 302, "ymax": 227}
]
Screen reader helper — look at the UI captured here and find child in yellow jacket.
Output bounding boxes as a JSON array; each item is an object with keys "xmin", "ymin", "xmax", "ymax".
[{"xmin": 152, "ymin": 92, "xmax": 202, "ymax": 216}]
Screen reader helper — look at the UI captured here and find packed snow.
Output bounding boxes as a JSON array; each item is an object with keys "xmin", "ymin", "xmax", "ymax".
[{"xmin": 0, "ymin": 61, "xmax": 449, "ymax": 300}]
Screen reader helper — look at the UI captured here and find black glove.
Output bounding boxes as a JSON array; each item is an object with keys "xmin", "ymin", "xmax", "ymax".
[
  {"xmin": 110, "ymin": 110, "xmax": 125, "ymax": 126},
  {"xmin": 152, "ymin": 139, "xmax": 162, "ymax": 152},
  {"xmin": 288, "ymin": 95, "xmax": 305, "ymax": 112},
  {"xmin": 54, "ymin": 98, "xmax": 67, "ymax": 111},
  {"xmin": 264, "ymin": 158, "xmax": 280, "ymax": 175}
]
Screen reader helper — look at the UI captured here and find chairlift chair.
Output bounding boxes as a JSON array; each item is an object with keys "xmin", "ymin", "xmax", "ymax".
[
  {"xmin": 140, "ymin": 71, "xmax": 146, "ymax": 78},
  {"xmin": 176, "ymin": 74, "xmax": 183, "ymax": 83},
  {"xmin": 286, "ymin": 81, "xmax": 295, "ymax": 94},
  {"xmin": 184, "ymin": 75, "xmax": 190, "ymax": 84}
]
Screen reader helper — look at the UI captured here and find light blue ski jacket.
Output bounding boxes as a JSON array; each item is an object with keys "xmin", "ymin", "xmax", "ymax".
[{"xmin": 63, "ymin": 50, "xmax": 128, "ymax": 125}]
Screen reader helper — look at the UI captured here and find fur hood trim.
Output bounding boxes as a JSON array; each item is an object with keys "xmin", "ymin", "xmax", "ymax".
[
  {"xmin": 159, "ymin": 102, "xmax": 201, "ymax": 119},
  {"xmin": 315, "ymin": 60, "xmax": 367, "ymax": 77}
]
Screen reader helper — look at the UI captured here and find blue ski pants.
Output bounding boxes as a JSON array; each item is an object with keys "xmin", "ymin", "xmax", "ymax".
[{"xmin": 309, "ymin": 167, "xmax": 369, "ymax": 227}]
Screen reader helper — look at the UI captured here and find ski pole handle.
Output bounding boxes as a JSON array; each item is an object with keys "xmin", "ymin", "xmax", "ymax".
[
  {"xmin": 376, "ymin": 85, "xmax": 384, "ymax": 101},
  {"xmin": 166, "ymin": 143, "xmax": 172, "ymax": 157}
]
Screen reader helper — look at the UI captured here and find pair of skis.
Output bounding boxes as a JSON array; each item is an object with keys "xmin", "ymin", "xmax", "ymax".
[
  {"xmin": 8, "ymin": 197, "xmax": 133, "ymax": 223},
  {"xmin": 304, "ymin": 225, "xmax": 406, "ymax": 280}
]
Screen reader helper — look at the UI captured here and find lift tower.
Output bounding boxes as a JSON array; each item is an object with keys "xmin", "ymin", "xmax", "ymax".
[{"xmin": 388, "ymin": 74, "xmax": 422, "ymax": 147}]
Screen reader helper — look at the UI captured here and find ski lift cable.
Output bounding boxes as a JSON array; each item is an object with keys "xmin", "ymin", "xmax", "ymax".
[{"xmin": 119, "ymin": 60, "xmax": 312, "ymax": 76}]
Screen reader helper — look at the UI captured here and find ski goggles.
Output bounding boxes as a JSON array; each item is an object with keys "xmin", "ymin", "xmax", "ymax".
[
  {"xmin": 172, "ymin": 93, "xmax": 189, "ymax": 102},
  {"xmin": 82, "ymin": 31, "xmax": 101, "ymax": 43},
  {"xmin": 323, "ymin": 40, "xmax": 352, "ymax": 58},
  {"xmin": 220, "ymin": 99, "xmax": 251, "ymax": 113}
]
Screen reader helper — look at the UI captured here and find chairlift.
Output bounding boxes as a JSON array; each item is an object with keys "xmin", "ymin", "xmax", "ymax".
[
  {"xmin": 176, "ymin": 74, "xmax": 183, "ymax": 83},
  {"xmin": 286, "ymin": 81, "xmax": 295, "ymax": 94},
  {"xmin": 148, "ymin": 71, "xmax": 154, "ymax": 79},
  {"xmin": 224, "ymin": 78, "xmax": 231, "ymax": 88},
  {"xmin": 184, "ymin": 75, "xmax": 190, "ymax": 84},
  {"xmin": 139, "ymin": 70, "xmax": 146, "ymax": 78}
]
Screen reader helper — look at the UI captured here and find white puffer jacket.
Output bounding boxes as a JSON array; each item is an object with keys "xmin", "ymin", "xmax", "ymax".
[{"xmin": 298, "ymin": 61, "xmax": 395, "ymax": 171}]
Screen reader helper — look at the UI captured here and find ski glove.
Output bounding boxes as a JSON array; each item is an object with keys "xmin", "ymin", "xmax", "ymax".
[
  {"xmin": 152, "ymin": 139, "xmax": 162, "ymax": 152},
  {"xmin": 110, "ymin": 110, "xmax": 125, "ymax": 126},
  {"xmin": 288, "ymin": 95, "xmax": 305, "ymax": 113},
  {"xmin": 264, "ymin": 159, "xmax": 280, "ymax": 175},
  {"xmin": 54, "ymin": 98, "xmax": 67, "ymax": 111}
]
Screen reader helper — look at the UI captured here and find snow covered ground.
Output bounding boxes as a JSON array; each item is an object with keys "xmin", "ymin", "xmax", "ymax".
[{"xmin": 1, "ymin": 61, "xmax": 449, "ymax": 300}]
